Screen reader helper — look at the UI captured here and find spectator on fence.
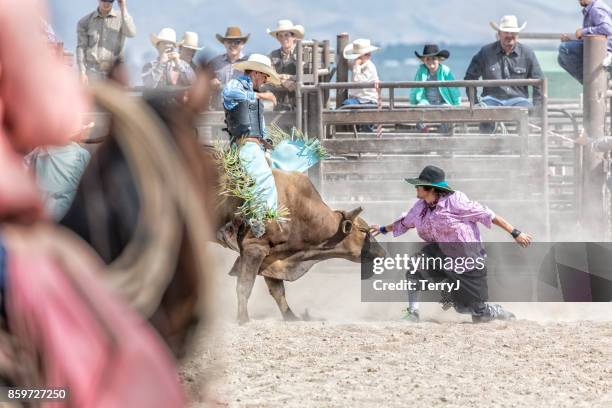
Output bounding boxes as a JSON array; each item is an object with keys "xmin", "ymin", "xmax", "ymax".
[
  {"xmin": 342, "ymin": 39, "xmax": 380, "ymax": 132},
  {"xmin": 558, "ymin": 0, "xmax": 612, "ymax": 84},
  {"xmin": 464, "ymin": 15, "xmax": 543, "ymax": 134},
  {"xmin": 208, "ymin": 26, "xmax": 250, "ymax": 109},
  {"xmin": 266, "ymin": 20, "xmax": 305, "ymax": 111},
  {"xmin": 179, "ymin": 31, "xmax": 202, "ymax": 71},
  {"xmin": 142, "ymin": 28, "xmax": 196, "ymax": 88},
  {"xmin": 77, "ymin": 0, "xmax": 136, "ymax": 84},
  {"xmin": 410, "ymin": 44, "xmax": 461, "ymax": 134}
]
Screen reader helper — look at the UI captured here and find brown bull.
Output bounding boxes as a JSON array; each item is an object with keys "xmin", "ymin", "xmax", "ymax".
[{"xmin": 216, "ymin": 170, "xmax": 386, "ymax": 324}]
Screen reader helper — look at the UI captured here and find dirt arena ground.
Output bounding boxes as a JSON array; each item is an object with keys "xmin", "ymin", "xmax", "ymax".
[{"xmin": 181, "ymin": 247, "xmax": 612, "ymax": 407}]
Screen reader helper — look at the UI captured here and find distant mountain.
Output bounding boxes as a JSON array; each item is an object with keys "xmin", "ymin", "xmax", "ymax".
[{"xmin": 48, "ymin": 0, "xmax": 582, "ymax": 84}]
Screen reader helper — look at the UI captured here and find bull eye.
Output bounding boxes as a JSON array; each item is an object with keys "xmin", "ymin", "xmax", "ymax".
[{"xmin": 341, "ymin": 220, "xmax": 353, "ymax": 234}]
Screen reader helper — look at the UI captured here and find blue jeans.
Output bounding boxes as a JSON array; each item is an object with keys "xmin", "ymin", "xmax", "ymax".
[
  {"xmin": 238, "ymin": 141, "xmax": 278, "ymax": 213},
  {"xmin": 558, "ymin": 40, "xmax": 584, "ymax": 84},
  {"xmin": 479, "ymin": 96, "xmax": 532, "ymax": 134},
  {"xmin": 342, "ymin": 98, "xmax": 376, "ymax": 132},
  {"xmin": 415, "ymin": 101, "xmax": 451, "ymax": 134}
]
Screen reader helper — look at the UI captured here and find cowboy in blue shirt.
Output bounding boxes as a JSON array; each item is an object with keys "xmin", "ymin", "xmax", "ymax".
[
  {"xmin": 222, "ymin": 54, "xmax": 279, "ymax": 237},
  {"xmin": 558, "ymin": 0, "xmax": 612, "ymax": 84}
]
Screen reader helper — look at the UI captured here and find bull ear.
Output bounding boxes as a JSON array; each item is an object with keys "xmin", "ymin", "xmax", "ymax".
[{"xmin": 345, "ymin": 206, "xmax": 363, "ymax": 221}]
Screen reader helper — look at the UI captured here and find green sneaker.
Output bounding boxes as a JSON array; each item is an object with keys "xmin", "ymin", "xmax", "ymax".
[{"xmin": 401, "ymin": 308, "xmax": 420, "ymax": 323}]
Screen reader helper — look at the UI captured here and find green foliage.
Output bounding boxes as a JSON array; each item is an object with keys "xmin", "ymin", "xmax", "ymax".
[{"xmin": 213, "ymin": 142, "xmax": 289, "ymax": 223}]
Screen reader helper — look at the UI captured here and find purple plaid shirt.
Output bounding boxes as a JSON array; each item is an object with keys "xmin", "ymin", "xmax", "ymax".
[
  {"xmin": 583, "ymin": 0, "xmax": 612, "ymax": 51},
  {"xmin": 392, "ymin": 191, "xmax": 495, "ymax": 243}
]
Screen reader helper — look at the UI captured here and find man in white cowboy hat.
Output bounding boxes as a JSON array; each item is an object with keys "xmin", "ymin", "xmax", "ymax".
[
  {"xmin": 179, "ymin": 31, "xmax": 202, "ymax": 71},
  {"xmin": 209, "ymin": 26, "xmax": 250, "ymax": 109},
  {"xmin": 222, "ymin": 54, "xmax": 279, "ymax": 237},
  {"xmin": 77, "ymin": 0, "xmax": 136, "ymax": 84},
  {"xmin": 266, "ymin": 19, "xmax": 307, "ymax": 111},
  {"xmin": 464, "ymin": 15, "xmax": 543, "ymax": 134},
  {"xmin": 142, "ymin": 27, "xmax": 195, "ymax": 88},
  {"xmin": 341, "ymin": 38, "xmax": 380, "ymax": 132}
]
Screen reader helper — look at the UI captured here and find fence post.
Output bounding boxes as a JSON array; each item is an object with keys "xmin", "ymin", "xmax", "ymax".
[
  {"xmin": 296, "ymin": 40, "xmax": 303, "ymax": 131},
  {"xmin": 322, "ymin": 40, "xmax": 331, "ymax": 108},
  {"xmin": 582, "ymin": 35, "xmax": 607, "ymax": 238},
  {"xmin": 336, "ymin": 33, "xmax": 349, "ymax": 107},
  {"xmin": 541, "ymin": 79, "xmax": 551, "ymax": 241},
  {"xmin": 307, "ymin": 41, "xmax": 323, "ymax": 191}
]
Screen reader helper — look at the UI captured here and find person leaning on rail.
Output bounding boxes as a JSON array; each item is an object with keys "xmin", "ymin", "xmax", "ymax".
[
  {"xmin": 410, "ymin": 44, "xmax": 461, "ymax": 134},
  {"xmin": 464, "ymin": 15, "xmax": 544, "ymax": 135},
  {"xmin": 208, "ymin": 26, "xmax": 251, "ymax": 109},
  {"xmin": 265, "ymin": 20, "xmax": 306, "ymax": 112},
  {"xmin": 341, "ymin": 38, "xmax": 380, "ymax": 132},
  {"xmin": 369, "ymin": 165, "xmax": 532, "ymax": 323}
]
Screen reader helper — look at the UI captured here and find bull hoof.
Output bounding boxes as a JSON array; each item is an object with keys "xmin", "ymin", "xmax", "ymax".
[
  {"xmin": 283, "ymin": 310, "xmax": 300, "ymax": 321},
  {"xmin": 238, "ymin": 316, "xmax": 250, "ymax": 326}
]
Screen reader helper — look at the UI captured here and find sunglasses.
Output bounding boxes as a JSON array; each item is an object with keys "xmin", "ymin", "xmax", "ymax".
[
  {"xmin": 101, "ymin": 0, "xmax": 115, "ymax": 3},
  {"xmin": 224, "ymin": 39, "xmax": 243, "ymax": 46}
]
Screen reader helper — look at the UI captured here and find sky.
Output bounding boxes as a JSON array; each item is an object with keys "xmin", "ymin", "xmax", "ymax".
[{"xmin": 47, "ymin": 0, "xmax": 584, "ymax": 82}]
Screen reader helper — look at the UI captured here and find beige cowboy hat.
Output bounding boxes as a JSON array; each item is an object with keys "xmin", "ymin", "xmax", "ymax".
[
  {"xmin": 490, "ymin": 15, "xmax": 527, "ymax": 33},
  {"xmin": 179, "ymin": 32, "xmax": 202, "ymax": 51},
  {"xmin": 233, "ymin": 54, "xmax": 281, "ymax": 85},
  {"xmin": 267, "ymin": 19, "xmax": 305, "ymax": 40},
  {"xmin": 216, "ymin": 26, "xmax": 250, "ymax": 44},
  {"xmin": 150, "ymin": 27, "xmax": 177, "ymax": 47},
  {"xmin": 343, "ymin": 38, "xmax": 379, "ymax": 60}
]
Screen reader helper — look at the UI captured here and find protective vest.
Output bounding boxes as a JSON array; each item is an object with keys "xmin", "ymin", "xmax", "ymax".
[{"xmin": 224, "ymin": 99, "xmax": 265, "ymax": 143}]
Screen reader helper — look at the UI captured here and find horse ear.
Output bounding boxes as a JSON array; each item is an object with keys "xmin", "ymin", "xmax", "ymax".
[{"xmin": 345, "ymin": 206, "xmax": 363, "ymax": 220}]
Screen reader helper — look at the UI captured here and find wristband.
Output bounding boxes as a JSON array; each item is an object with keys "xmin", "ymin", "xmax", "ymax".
[
  {"xmin": 511, "ymin": 228, "xmax": 521, "ymax": 239},
  {"xmin": 379, "ymin": 226, "xmax": 388, "ymax": 234}
]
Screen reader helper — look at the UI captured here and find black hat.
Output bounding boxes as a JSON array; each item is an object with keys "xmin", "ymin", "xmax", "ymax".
[
  {"xmin": 414, "ymin": 44, "xmax": 450, "ymax": 60},
  {"xmin": 405, "ymin": 165, "xmax": 454, "ymax": 192}
]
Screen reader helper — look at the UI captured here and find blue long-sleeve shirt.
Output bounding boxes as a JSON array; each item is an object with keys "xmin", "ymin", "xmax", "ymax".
[
  {"xmin": 583, "ymin": 0, "xmax": 612, "ymax": 51},
  {"xmin": 222, "ymin": 75, "xmax": 266, "ymax": 135}
]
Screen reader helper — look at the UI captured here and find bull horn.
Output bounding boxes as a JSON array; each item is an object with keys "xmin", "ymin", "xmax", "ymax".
[{"xmin": 345, "ymin": 206, "xmax": 363, "ymax": 220}]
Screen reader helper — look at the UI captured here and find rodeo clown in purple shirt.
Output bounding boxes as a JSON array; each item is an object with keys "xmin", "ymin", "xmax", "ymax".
[{"xmin": 370, "ymin": 166, "xmax": 532, "ymax": 323}]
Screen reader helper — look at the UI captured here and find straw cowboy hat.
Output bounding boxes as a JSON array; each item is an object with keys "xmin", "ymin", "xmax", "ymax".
[
  {"xmin": 267, "ymin": 19, "xmax": 305, "ymax": 39},
  {"xmin": 216, "ymin": 26, "xmax": 250, "ymax": 44},
  {"xmin": 150, "ymin": 27, "xmax": 177, "ymax": 47},
  {"xmin": 405, "ymin": 165, "xmax": 455, "ymax": 193},
  {"xmin": 414, "ymin": 44, "xmax": 450, "ymax": 60},
  {"xmin": 233, "ymin": 54, "xmax": 281, "ymax": 85},
  {"xmin": 490, "ymin": 15, "xmax": 527, "ymax": 33},
  {"xmin": 179, "ymin": 32, "xmax": 202, "ymax": 51},
  {"xmin": 343, "ymin": 39, "xmax": 379, "ymax": 60}
]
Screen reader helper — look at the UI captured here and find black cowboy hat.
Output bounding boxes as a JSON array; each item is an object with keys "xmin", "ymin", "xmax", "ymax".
[
  {"xmin": 414, "ymin": 44, "xmax": 450, "ymax": 60},
  {"xmin": 405, "ymin": 165, "xmax": 454, "ymax": 192}
]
